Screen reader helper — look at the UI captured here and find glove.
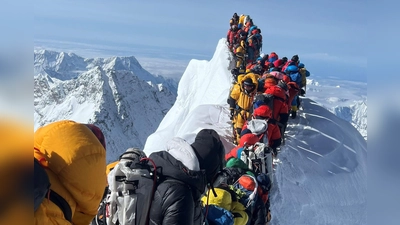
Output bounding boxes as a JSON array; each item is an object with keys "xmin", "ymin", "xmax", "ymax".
[
  {"xmin": 267, "ymin": 118, "xmax": 277, "ymax": 125},
  {"xmin": 267, "ymin": 209, "xmax": 271, "ymax": 222},
  {"xmin": 230, "ymin": 108, "xmax": 235, "ymax": 120}
]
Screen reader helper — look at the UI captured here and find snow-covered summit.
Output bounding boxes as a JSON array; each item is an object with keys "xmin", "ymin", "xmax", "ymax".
[
  {"xmin": 34, "ymin": 50, "xmax": 178, "ymax": 161},
  {"xmin": 34, "ymin": 49, "xmax": 178, "ymax": 92}
]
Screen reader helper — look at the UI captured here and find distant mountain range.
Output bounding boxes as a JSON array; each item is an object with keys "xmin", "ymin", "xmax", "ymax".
[{"xmin": 34, "ymin": 50, "xmax": 178, "ymax": 161}]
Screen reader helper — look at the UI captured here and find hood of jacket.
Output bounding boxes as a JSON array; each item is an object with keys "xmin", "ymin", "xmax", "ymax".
[
  {"xmin": 149, "ymin": 137, "xmax": 207, "ymax": 194},
  {"xmin": 265, "ymin": 85, "xmax": 287, "ymax": 100},
  {"xmin": 34, "ymin": 120, "xmax": 107, "ymax": 225},
  {"xmin": 247, "ymin": 119, "xmax": 268, "ymax": 135}
]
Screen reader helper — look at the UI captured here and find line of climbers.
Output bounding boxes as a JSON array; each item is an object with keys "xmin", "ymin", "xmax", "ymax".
[
  {"xmin": 32, "ymin": 13, "xmax": 312, "ymax": 225},
  {"xmin": 225, "ymin": 12, "xmax": 312, "ymax": 225},
  {"xmin": 227, "ymin": 13, "xmax": 311, "ymax": 149},
  {"xmin": 227, "ymin": 13, "xmax": 262, "ymax": 64}
]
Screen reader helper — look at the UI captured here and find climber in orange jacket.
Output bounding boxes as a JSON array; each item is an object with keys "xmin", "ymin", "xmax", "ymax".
[{"xmin": 240, "ymin": 105, "xmax": 282, "ymax": 155}]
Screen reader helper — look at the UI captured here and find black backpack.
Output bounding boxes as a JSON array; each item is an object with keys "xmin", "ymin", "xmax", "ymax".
[
  {"xmin": 34, "ymin": 158, "xmax": 72, "ymax": 222},
  {"xmin": 213, "ymin": 167, "xmax": 248, "ymax": 188},
  {"xmin": 253, "ymin": 93, "xmax": 275, "ymax": 115}
]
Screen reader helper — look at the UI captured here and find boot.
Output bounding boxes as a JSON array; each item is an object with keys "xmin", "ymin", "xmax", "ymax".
[
  {"xmin": 291, "ymin": 110, "xmax": 297, "ymax": 119},
  {"xmin": 290, "ymin": 106, "xmax": 298, "ymax": 119}
]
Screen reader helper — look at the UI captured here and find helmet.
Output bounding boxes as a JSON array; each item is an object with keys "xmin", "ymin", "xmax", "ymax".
[
  {"xmin": 240, "ymin": 31, "xmax": 247, "ymax": 39},
  {"xmin": 84, "ymin": 124, "xmax": 106, "ymax": 150},
  {"xmin": 286, "ymin": 65, "xmax": 299, "ymax": 73},
  {"xmin": 253, "ymin": 105, "xmax": 272, "ymax": 119},
  {"xmin": 257, "ymin": 173, "xmax": 272, "ymax": 192},
  {"xmin": 298, "ymin": 63, "xmax": 305, "ymax": 68},
  {"xmin": 243, "ymin": 78, "xmax": 254, "ymax": 86},
  {"xmin": 251, "ymin": 65, "xmax": 263, "ymax": 74},
  {"xmin": 231, "ymin": 24, "xmax": 238, "ymax": 30},
  {"xmin": 269, "ymin": 52, "xmax": 278, "ymax": 59},
  {"xmin": 231, "ymin": 68, "xmax": 239, "ymax": 75},
  {"xmin": 291, "ymin": 55, "xmax": 299, "ymax": 62},
  {"xmin": 239, "ymin": 133, "xmax": 259, "ymax": 147},
  {"xmin": 277, "ymin": 80, "xmax": 288, "ymax": 91}
]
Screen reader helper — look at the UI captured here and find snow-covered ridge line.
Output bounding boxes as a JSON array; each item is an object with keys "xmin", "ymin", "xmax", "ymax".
[
  {"xmin": 34, "ymin": 49, "xmax": 178, "ymax": 93},
  {"xmin": 34, "ymin": 49, "xmax": 178, "ymax": 162}
]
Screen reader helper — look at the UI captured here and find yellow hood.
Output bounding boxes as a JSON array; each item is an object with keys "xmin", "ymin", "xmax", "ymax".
[{"xmin": 34, "ymin": 120, "xmax": 107, "ymax": 225}]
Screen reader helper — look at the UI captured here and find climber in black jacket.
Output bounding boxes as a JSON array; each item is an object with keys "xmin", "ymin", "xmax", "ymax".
[{"xmin": 148, "ymin": 129, "xmax": 225, "ymax": 225}]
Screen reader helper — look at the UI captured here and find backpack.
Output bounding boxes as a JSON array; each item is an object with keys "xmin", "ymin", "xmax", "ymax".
[
  {"xmin": 289, "ymin": 72, "xmax": 302, "ymax": 87},
  {"xmin": 202, "ymin": 187, "xmax": 248, "ymax": 225},
  {"xmin": 253, "ymin": 93, "xmax": 275, "ymax": 115},
  {"xmin": 233, "ymin": 175, "xmax": 258, "ymax": 209},
  {"xmin": 34, "ymin": 158, "xmax": 73, "ymax": 222},
  {"xmin": 205, "ymin": 205, "xmax": 234, "ymax": 225},
  {"xmin": 213, "ymin": 167, "xmax": 249, "ymax": 188},
  {"xmin": 248, "ymin": 25, "xmax": 258, "ymax": 34},
  {"xmin": 247, "ymin": 34, "xmax": 261, "ymax": 50},
  {"xmin": 237, "ymin": 142, "xmax": 274, "ymax": 183},
  {"xmin": 106, "ymin": 148, "xmax": 157, "ymax": 225}
]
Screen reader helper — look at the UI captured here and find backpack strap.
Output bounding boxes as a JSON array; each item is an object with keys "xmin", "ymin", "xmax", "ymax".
[
  {"xmin": 273, "ymin": 95, "xmax": 286, "ymax": 103},
  {"xmin": 48, "ymin": 189, "xmax": 72, "ymax": 223}
]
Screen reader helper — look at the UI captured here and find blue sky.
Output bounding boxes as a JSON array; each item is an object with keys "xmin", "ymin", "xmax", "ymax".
[{"xmin": 33, "ymin": 0, "xmax": 367, "ymax": 81}]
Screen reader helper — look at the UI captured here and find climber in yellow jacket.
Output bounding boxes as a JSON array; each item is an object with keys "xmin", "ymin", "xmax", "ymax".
[
  {"xmin": 227, "ymin": 72, "xmax": 259, "ymax": 143},
  {"xmin": 34, "ymin": 120, "xmax": 107, "ymax": 225},
  {"xmin": 0, "ymin": 119, "xmax": 32, "ymax": 225}
]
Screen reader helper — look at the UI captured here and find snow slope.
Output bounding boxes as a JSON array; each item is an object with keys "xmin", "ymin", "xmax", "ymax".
[
  {"xmin": 305, "ymin": 78, "xmax": 367, "ymax": 139},
  {"xmin": 144, "ymin": 38, "xmax": 366, "ymax": 224}
]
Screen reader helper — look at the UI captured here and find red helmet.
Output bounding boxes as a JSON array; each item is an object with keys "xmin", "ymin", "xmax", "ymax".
[
  {"xmin": 239, "ymin": 133, "xmax": 259, "ymax": 146},
  {"xmin": 84, "ymin": 124, "xmax": 106, "ymax": 150},
  {"xmin": 253, "ymin": 105, "xmax": 272, "ymax": 119}
]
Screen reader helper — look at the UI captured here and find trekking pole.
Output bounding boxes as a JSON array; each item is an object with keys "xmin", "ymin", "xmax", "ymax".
[{"xmin": 305, "ymin": 82, "xmax": 307, "ymax": 95}]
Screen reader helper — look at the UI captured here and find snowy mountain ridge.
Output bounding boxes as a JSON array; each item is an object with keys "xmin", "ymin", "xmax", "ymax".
[
  {"xmin": 34, "ymin": 49, "xmax": 178, "ymax": 92},
  {"xmin": 34, "ymin": 50, "xmax": 178, "ymax": 161}
]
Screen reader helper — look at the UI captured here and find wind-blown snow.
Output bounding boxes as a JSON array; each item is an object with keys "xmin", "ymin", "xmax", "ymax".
[
  {"xmin": 144, "ymin": 38, "xmax": 366, "ymax": 224},
  {"xmin": 34, "ymin": 50, "xmax": 178, "ymax": 161},
  {"xmin": 305, "ymin": 78, "xmax": 367, "ymax": 140}
]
